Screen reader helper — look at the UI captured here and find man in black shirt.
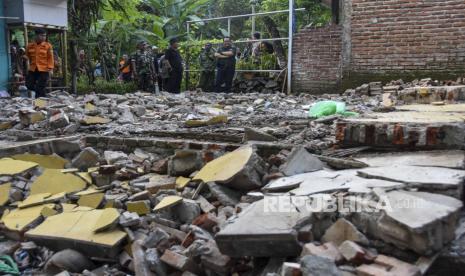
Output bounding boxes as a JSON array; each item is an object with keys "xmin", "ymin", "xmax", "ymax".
[
  {"xmin": 215, "ymin": 37, "xmax": 237, "ymax": 93},
  {"xmin": 164, "ymin": 38, "xmax": 184, "ymax": 93}
]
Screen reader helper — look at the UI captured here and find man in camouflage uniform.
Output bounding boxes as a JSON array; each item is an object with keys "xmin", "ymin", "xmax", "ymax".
[
  {"xmin": 198, "ymin": 42, "xmax": 216, "ymax": 92},
  {"xmin": 131, "ymin": 41, "xmax": 154, "ymax": 91}
]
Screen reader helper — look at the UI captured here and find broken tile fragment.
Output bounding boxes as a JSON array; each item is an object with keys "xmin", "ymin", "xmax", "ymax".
[
  {"xmin": 18, "ymin": 192, "xmax": 65, "ymax": 209},
  {"xmin": 0, "ymin": 158, "xmax": 38, "ymax": 175},
  {"xmin": 193, "ymin": 146, "xmax": 265, "ymax": 190},
  {"xmin": 80, "ymin": 116, "xmax": 111, "ymax": 125},
  {"xmin": 126, "ymin": 200, "xmax": 151, "ymax": 215},
  {"xmin": 31, "ymin": 169, "xmax": 87, "ymax": 195},
  {"xmin": 12, "ymin": 153, "xmax": 68, "ymax": 169},
  {"xmin": 175, "ymin": 176, "xmax": 191, "ymax": 190},
  {"xmin": 93, "ymin": 208, "xmax": 120, "ymax": 232},
  {"xmin": 0, "ymin": 183, "xmax": 11, "ymax": 206},
  {"xmin": 2, "ymin": 204, "xmax": 55, "ymax": 231},
  {"xmin": 154, "ymin": 196, "xmax": 183, "ymax": 211},
  {"xmin": 78, "ymin": 193, "xmax": 104, "ymax": 209},
  {"xmin": 26, "ymin": 209, "xmax": 127, "ymax": 258}
]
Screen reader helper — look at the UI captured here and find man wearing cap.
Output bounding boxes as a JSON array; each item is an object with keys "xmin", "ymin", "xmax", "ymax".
[
  {"xmin": 26, "ymin": 29, "xmax": 54, "ymax": 97},
  {"xmin": 198, "ymin": 42, "xmax": 216, "ymax": 92},
  {"xmin": 164, "ymin": 38, "xmax": 183, "ymax": 93},
  {"xmin": 131, "ymin": 41, "xmax": 154, "ymax": 91}
]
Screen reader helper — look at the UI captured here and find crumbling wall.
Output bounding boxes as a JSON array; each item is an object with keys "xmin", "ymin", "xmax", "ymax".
[
  {"xmin": 292, "ymin": 25, "xmax": 343, "ymax": 94},
  {"xmin": 292, "ymin": 0, "xmax": 465, "ymax": 94}
]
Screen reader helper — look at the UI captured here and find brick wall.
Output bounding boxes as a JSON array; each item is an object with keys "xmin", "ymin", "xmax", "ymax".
[
  {"xmin": 292, "ymin": 0, "xmax": 465, "ymax": 94},
  {"xmin": 350, "ymin": 0, "xmax": 465, "ymax": 73},
  {"xmin": 292, "ymin": 25, "xmax": 343, "ymax": 94}
]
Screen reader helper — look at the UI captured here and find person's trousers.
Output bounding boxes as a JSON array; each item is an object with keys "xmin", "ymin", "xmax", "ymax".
[
  {"xmin": 26, "ymin": 70, "xmax": 49, "ymax": 97},
  {"xmin": 215, "ymin": 65, "xmax": 235, "ymax": 93},
  {"xmin": 122, "ymin": 72, "xmax": 132, "ymax": 83},
  {"xmin": 166, "ymin": 70, "xmax": 183, "ymax": 93},
  {"xmin": 137, "ymin": 73, "xmax": 152, "ymax": 91},
  {"xmin": 198, "ymin": 70, "xmax": 215, "ymax": 92}
]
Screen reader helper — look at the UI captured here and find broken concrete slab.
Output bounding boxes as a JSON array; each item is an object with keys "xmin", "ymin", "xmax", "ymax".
[
  {"xmin": 280, "ymin": 146, "xmax": 324, "ymax": 176},
  {"xmin": 193, "ymin": 146, "xmax": 266, "ymax": 190},
  {"xmin": 216, "ymin": 196, "xmax": 313, "ymax": 257},
  {"xmin": 354, "ymin": 150, "xmax": 465, "ymax": 169},
  {"xmin": 262, "ymin": 170, "xmax": 336, "ymax": 192},
  {"xmin": 379, "ymin": 190, "xmax": 462, "ymax": 254},
  {"xmin": 357, "ymin": 165, "xmax": 465, "ymax": 197},
  {"xmin": 26, "ymin": 209, "xmax": 127, "ymax": 258},
  {"xmin": 322, "ymin": 218, "xmax": 369, "ymax": 246},
  {"xmin": 348, "ymin": 189, "xmax": 463, "ymax": 255}
]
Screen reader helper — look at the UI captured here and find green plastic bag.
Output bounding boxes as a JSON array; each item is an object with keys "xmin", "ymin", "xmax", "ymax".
[{"xmin": 309, "ymin": 101, "xmax": 344, "ymax": 118}]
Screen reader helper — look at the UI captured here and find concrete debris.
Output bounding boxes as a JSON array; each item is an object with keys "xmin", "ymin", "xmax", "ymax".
[
  {"xmin": 168, "ymin": 150, "xmax": 203, "ymax": 177},
  {"xmin": 0, "ymin": 82, "xmax": 464, "ymax": 275},
  {"xmin": 216, "ymin": 197, "xmax": 313, "ymax": 257},
  {"xmin": 279, "ymin": 146, "xmax": 324, "ymax": 176},
  {"xmin": 71, "ymin": 147, "xmax": 100, "ymax": 170},
  {"xmin": 338, "ymin": 240, "xmax": 376, "ymax": 265},
  {"xmin": 300, "ymin": 255, "xmax": 343, "ymax": 276}
]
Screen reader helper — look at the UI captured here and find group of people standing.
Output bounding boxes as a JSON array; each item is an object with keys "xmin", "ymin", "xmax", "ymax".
[
  {"xmin": 116, "ymin": 38, "xmax": 184, "ymax": 93},
  {"xmin": 118, "ymin": 36, "xmax": 239, "ymax": 94}
]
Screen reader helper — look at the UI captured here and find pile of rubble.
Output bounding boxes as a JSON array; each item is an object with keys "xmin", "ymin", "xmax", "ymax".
[
  {"xmin": 0, "ymin": 89, "xmax": 396, "ymax": 151},
  {"xmin": 0, "ymin": 141, "xmax": 464, "ymax": 275}
]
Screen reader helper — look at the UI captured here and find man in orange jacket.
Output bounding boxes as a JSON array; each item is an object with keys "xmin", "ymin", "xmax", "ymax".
[{"xmin": 26, "ymin": 29, "xmax": 54, "ymax": 97}]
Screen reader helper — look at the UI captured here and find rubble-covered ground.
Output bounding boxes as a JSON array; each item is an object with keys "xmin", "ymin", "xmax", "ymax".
[{"xmin": 0, "ymin": 77, "xmax": 465, "ymax": 276}]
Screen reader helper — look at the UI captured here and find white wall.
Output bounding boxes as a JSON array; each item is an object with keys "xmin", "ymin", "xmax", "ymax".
[{"xmin": 5, "ymin": 0, "xmax": 67, "ymax": 27}]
